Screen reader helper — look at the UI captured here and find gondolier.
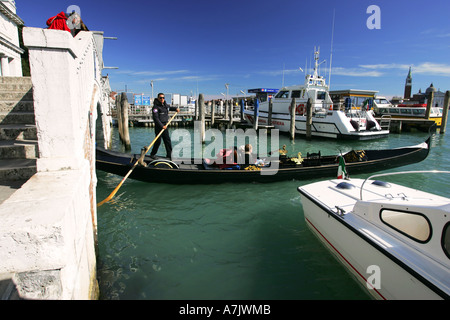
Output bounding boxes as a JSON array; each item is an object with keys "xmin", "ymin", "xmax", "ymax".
[{"xmin": 150, "ymin": 93, "xmax": 179, "ymax": 159}]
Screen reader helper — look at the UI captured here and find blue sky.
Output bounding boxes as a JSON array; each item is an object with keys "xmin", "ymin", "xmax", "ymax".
[{"xmin": 17, "ymin": 0, "xmax": 450, "ymax": 99}]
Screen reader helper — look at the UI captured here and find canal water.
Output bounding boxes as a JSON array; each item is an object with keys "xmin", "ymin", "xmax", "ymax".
[{"xmin": 95, "ymin": 125, "xmax": 450, "ymax": 300}]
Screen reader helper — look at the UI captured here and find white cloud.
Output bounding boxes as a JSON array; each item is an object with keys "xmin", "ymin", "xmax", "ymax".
[
  {"xmin": 359, "ymin": 63, "xmax": 410, "ymax": 70},
  {"xmin": 331, "ymin": 67, "xmax": 383, "ymax": 77},
  {"xmin": 358, "ymin": 62, "xmax": 450, "ymax": 77},
  {"xmin": 132, "ymin": 70, "xmax": 189, "ymax": 76},
  {"xmin": 413, "ymin": 62, "xmax": 450, "ymax": 76}
]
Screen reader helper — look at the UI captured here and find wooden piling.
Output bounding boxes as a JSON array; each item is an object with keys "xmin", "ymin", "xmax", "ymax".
[
  {"xmin": 224, "ymin": 99, "xmax": 229, "ymax": 120},
  {"xmin": 290, "ymin": 97, "xmax": 296, "ymax": 140},
  {"xmin": 306, "ymin": 98, "xmax": 312, "ymax": 140},
  {"xmin": 268, "ymin": 99, "xmax": 273, "ymax": 126},
  {"xmin": 441, "ymin": 91, "xmax": 450, "ymax": 134},
  {"xmin": 120, "ymin": 92, "xmax": 131, "ymax": 150},
  {"xmin": 425, "ymin": 91, "xmax": 434, "ymax": 119},
  {"xmin": 253, "ymin": 99, "xmax": 259, "ymax": 130},
  {"xmin": 228, "ymin": 100, "xmax": 234, "ymax": 127},
  {"xmin": 211, "ymin": 99, "xmax": 215, "ymax": 126},
  {"xmin": 116, "ymin": 93, "xmax": 123, "ymax": 140},
  {"xmin": 219, "ymin": 100, "xmax": 223, "ymax": 116},
  {"xmin": 195, "ymin": 100, "xmax": 199, "ymax": 121},
  {"xmin": 198, "ymin": 94, "xmax": 205, "ymax": 143}
]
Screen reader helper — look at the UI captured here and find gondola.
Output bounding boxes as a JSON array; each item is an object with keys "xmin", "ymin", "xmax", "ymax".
[{"xmin": 96, "ymin": 137, "xmax": 431, "ymax": 184}]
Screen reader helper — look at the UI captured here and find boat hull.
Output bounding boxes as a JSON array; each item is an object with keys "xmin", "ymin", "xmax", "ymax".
[
  {"xmin": 298, "ymin": 175, "xmax": 450, "ymax": 300},
  {"xmin": 244, "ymin": 111, "xmax": 389, "ymax": 140},
  {"xmin": 96, "ymin": 138, "xmax": 430, "ymax": 184},
  {"xmin": 299, "ymin": 192, "xmax": 444, "ymax": 300}
]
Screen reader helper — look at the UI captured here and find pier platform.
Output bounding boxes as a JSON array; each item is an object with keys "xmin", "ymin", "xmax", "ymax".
[{"xmin": 376, "ymin": 117, "xmax": 437, "ymax": 133}]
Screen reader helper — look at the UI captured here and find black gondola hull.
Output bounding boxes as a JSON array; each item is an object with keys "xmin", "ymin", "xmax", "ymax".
[{"xmin": 96, "ymin": 138, "xmax": 431, "ymax": 184}]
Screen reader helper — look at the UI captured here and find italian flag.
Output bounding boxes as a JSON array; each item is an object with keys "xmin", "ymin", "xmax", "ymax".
[{"xmin": 337, "ymin": 156, "xmax": 348, "ymax": 179}]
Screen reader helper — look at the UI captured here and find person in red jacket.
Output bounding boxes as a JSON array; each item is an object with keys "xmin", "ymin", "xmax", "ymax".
[{"xmin": 46, "ymin": 12, "xmax": 71, "ymax": 33}]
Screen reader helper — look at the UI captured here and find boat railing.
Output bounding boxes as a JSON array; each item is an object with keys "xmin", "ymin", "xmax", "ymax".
[
  {"xmin": 360, "ymin": 170, "xmax": 450, "ymax": 200},
  {"xmin": 379, "ymin": 115, "xmax": 391, "ymax": 130}
]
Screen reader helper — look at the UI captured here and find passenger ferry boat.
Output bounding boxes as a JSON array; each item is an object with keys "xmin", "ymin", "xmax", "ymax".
[
  {"xmin": 243, "ymin": 48, "xmax": 389, "ymax": 140},
  {"xmin": 374, "ymin": 103, "xmax": 443, "ymax": 127}
]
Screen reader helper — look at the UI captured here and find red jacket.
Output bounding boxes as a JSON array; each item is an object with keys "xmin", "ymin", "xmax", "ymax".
[{"xmin": 46, "ymin": 12, "xmax": 71, "ymax": 33}]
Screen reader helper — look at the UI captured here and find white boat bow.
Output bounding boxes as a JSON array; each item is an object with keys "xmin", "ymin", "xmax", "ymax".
[{"xmin": 297, "ymin": 171, "xmax": 450, "ymax": 300}]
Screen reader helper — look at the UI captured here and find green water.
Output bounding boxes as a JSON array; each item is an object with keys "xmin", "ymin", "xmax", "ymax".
[{"xmin": 96, "ymin": 125, "xmax": 450, "ymax": 300}]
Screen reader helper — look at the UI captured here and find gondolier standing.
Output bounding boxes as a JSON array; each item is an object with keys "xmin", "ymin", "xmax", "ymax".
[{"xmin": 150, "ymin": 93, "xmax": 179, "ymax": 159}]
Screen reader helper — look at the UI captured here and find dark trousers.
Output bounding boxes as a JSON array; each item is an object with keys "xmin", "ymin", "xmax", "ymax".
[{"xmin": 150, "ymin": 125, "xmax": 172, "ymax": 158}]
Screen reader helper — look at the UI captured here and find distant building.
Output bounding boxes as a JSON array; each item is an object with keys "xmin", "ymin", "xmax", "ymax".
[
  {"xmin": 401, "ymin": 67, "xmax": 445, "ymax": 108},
  {"xmin": 404, "ymin": 67, "xmax": 412, "ymax": 99},
  {"xmin": 0, "ymin": 0, "xmax": 24, "ymax": 76}
]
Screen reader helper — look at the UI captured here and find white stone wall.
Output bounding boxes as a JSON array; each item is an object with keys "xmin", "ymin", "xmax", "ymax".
[
  {"xmin": 0, "ymin": 0, "xmax": 23, "ymax": 76},
  {"xmin": 0, "ymin": 27, "xmax": 113, "ymax": 299}
]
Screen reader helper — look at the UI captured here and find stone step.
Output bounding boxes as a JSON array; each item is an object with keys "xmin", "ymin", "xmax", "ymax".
[
  {"xmin": 0, "ymin": 83, "xmax": 32, "ymax": 92},
  {"xmin": 0, "ymin": 91, "xmax": 33, "ymax": 101},
  {"xmin": 0, "ymin": 76, "xmax": 32, "ymax": 85},
  {"xmin": 0, "ymin": 112, "xmax": 35, "ymax": 125},
  {"xmin": 0, "ymin": 140, "xmax": 38, "ymax": 159},
  {"xmin": 0, "ymin": 101, "xmax": 34, "ymax": 113},
  {"xmin": 0, "ymin": 159, "xmax": 36, "ymax": 181},
  {"xmin": 0, "ymin": 124, "xmax": 37, "ymax": 141}
]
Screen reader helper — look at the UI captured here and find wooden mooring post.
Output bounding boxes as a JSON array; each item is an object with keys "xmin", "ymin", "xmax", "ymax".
[
  {"xmin": 198, "ymin": 93, "xmax": 206, "ymax": 143},
  {"xmin": 441, "ymin": 90, "xmax": 450, "ymax": 134},
  {"xmin": 306, "ymin": 98, "xmax": 312, "ymax": 139},
  {"xmin": 268, "ymin": 99, "xmax": 273, "ymax": 126},
  {"xmin": 224, "ymin": 99, "xmax": 229, "ymax": 121},
  {"xmin": 253, "ymin": 99, "xmax": 259, "ymax": 130},
  {"xmin": 118, "ymin": 92, "xmax": 131, "ymax": 150},
  {"xmin": 228, "ymin": 100, "xmax": 234, "ymax": 127},
  {"xmin": 290, "ymin": 97, "xmax": 296, "ymax": 140},
  {"xmin": 211, "ymin": 99, "xmax": 215, "ymax": 126},
  {"xmin": 425, "ymin": 91, "xmax": 434, "ymax": 119}
]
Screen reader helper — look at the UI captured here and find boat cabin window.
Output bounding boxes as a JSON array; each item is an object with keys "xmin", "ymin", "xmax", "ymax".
[
  {"xmin": 375, "ymin": 98, "xmax": 390, "ymax": 105},
  {"xmin": 401, "ymin": 109, "xmax": 412, "ymax": 115},
  {"xmin": 317, "ymin": 91, "xmax": 326, "ymax": 100},
  {"xmin": 291, "ymin": 90, "xmax": 301, "ymax": 98},
  {"xmin": 275, "ymin": 90, "xmax": 289, "ymax": 99},
  {"xmin": 380, "ymin": 209, "xmax": 431, "ymax": 243},
  {"xmin": 389, "ymin": 108, "xmax": 399, "ymax": 114},
  {"xmin": 443, "ymin": 222, "xmax": 450, "ymax": 259},
  {"xmin": 412, "ymin": 109, "xmax": 425, "ymax": 115}
]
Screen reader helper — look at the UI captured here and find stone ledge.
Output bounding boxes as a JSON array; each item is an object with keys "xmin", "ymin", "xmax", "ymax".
[
  {"xmin": 0, "ymin": 162, "xmax": 92, "ymax": 274},
  {"xmin": 23, "ymin": 27, "xmax": 78, "ymax": 58}
]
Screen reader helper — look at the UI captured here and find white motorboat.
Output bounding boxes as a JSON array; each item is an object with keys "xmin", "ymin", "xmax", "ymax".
[
  {"xmin": 297, "ymin": 171, "xmax": 450, "ymax": 300},
  {"xmin": 243, "ymin": 48, "xmax": 389, "ymax": 140}
]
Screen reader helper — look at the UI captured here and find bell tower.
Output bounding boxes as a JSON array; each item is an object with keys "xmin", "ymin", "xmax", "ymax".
[{"xmin": 404, "ymin": 67, "xmax": 412, "ymax": 100}]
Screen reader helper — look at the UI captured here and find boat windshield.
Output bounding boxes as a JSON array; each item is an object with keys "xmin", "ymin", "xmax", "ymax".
[
  {"xmin": 374, "ymin": 98, "xmax": 390, "ymax": 105},
  {"xmin": 317, "ymin": 91, "xmax": 326, "ymax": 100},
  {"xmin": 275, "ymin": 90, "xmax": 289, "ymax": 98},
  {"xmin": 292, "ymin": 90, "xmax": 301, "ymax": 98}
]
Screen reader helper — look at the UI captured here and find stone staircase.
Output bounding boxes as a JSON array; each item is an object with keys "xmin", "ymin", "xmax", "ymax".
[{"xmin": 0, "ymin": 76, "xmax": 38, "ymax": 183}]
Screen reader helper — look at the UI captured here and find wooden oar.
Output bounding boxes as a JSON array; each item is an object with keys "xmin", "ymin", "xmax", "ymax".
[{"xmin": 97, "ymin": 111, "xmax": 178, "ymax": 207}]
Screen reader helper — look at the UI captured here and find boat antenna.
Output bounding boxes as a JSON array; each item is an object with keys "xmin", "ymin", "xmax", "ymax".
[{"xmin": 328, "ymin": 9, "xmax": 336, "ymax": 89}]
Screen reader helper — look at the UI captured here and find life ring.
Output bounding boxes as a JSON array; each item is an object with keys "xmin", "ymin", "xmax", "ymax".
[{"xmin": 296, "ymin": 104, "xmax": 305, "ymax": 116}]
